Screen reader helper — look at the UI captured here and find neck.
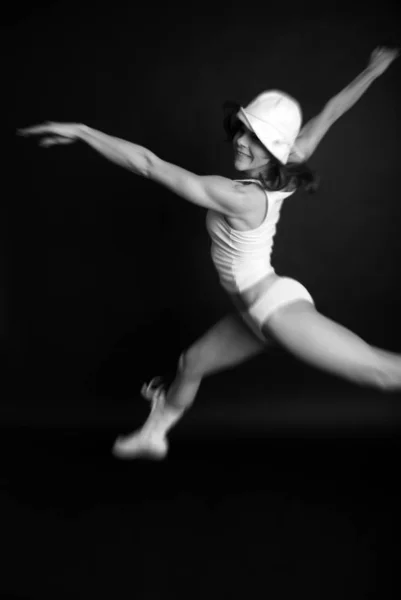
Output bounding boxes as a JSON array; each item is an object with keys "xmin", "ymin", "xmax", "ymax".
[{"xmin": 244, "ymin": 166, "xmax": 267, "ymax": 179}]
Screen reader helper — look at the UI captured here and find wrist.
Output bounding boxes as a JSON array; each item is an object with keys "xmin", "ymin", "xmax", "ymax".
[
  {"xmin": 365, "ymin": 64, "xmax": 380, "ymax": 79},
  {"xmin": 75, "ymin": 123, "xmax": 90, "ymax": 141}
]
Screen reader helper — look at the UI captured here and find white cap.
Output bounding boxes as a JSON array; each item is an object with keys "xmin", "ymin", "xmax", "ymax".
[{"xmin": 239, "ymin": 90, "xmax": 302, "ymax": 164}]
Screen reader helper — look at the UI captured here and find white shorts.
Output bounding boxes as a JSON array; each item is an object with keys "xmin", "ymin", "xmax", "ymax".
[{"xmin": 240, "ymin": 277, "xmax": 315, "ymax": 342}]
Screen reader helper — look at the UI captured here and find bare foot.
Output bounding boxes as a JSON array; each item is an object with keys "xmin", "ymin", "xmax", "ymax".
[{"xmin": 112, "ymin": 429, "xmax": 168, "ymax": 460}]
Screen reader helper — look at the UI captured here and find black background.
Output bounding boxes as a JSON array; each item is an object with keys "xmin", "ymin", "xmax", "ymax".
[{"xmin": 3, "ymin": 1, "xmax": 401, "ymax": 598}]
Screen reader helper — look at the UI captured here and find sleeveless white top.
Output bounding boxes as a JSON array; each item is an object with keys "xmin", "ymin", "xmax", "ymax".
[{"xmin": 205, "ymin": 179, "xmax": 295, "ymax": 293}]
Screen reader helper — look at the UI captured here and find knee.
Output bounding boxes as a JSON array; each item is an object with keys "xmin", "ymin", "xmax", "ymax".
[
  {"xmin": 178, "ymin": 348, "xmax": 206, "ymax": 379},
  {"xmin": 371, "ymin": 365, "xmax": 398, "ymax": 392},
  {"xmin": 360, "ymin": 359, "xmax": 398, "ymax": 392}
]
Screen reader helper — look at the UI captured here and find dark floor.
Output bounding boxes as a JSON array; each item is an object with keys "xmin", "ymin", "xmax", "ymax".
[{"xmin": 1, "ymin": 375, "xmax": 401, "ymax": 599}]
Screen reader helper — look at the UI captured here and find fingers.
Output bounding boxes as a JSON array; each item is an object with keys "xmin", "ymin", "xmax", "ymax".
[
  {"xmin": 38, "ymin": 136, "xmax": 75, "ymax": 147},
  {"xmin": 382, "ymin": 46, "xmax": 399, "ymax": 59},
  {"xmin": 16, "ymin": 124, "xmax": 52, "ymax": 136},
  {"xmin": 38, "ymin": 138, "xmax": 54, "ymax": 147},
  {"xmin": 378, "ymin": 39, "xmax": 401, "ymax": 52},
  {"xmin": 368, "ymin": 46, "xmax": 400, "ymax": 75},
  {"xmin": 16, "ymin": 123, "xmax": 77, "ymax": 149},
  {"xmin": 372, "ymin": 45, "xmax": 400, "ymax": 60},
  {"xmin": 140, "ymin": 377, "xmax": 166, "ymax": 402},
  {"xmin": 16, "ymin": 122, "xmax": 67, "ymax": 137}
]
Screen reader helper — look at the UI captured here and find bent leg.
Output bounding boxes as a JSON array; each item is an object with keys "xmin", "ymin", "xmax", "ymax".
[
  {"xmin": 166, "ymin": 311, "xmax": 272, "ymax": 410},
  {"xmin": 113, "ymin": 312, "xmax": 272, "ymax": 459},
  {"xmin": 264, "ymin": 301, "xmax": 401, "ymax": 390}
]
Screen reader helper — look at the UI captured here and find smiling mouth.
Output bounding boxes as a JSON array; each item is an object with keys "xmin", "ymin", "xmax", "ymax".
[{"xmin": 236, "ymin": 150, "xmax": 251, "ymax": 157}]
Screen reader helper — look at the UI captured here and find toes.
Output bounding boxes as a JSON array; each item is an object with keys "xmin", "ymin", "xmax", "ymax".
[{"xmin": 141, "ymin": 377, "xmax": 166, "ymax": 402}]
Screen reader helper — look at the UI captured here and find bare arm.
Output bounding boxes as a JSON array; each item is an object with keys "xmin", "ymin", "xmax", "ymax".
[
  {"xmin": 17, "ymin": 122, "xmax": 253, "ymax": 215},
  {"xmin": 78, "ymin": 125, "xmax": 162, "ymax": 177},
  {"xmin": 290, "ymin": 46, "xmax": 399, "ymax": 162}
]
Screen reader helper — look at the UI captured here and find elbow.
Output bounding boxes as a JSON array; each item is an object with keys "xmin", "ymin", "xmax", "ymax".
[
  {"xmin": 144, "ymin": 151, "xmax": 156, "ymax": 179},
  {"xmin": 135, "ymin": 150, "xmax": 156, "ymax": 179},
  {"xmin": 126, "ymin": 147, "xmax": 156, "ymax": 178},
  {"xmin": 143, "ymin": 151, "xmax": 160, "ymax": 180},
  {"xmin": 324, "ymin": 98, "xmax": 342, "ymax": 123}
]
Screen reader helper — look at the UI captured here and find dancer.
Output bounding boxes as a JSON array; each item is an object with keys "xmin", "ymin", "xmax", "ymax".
[{"xmin": 18, "ymin": 46, "xmax": 399, "ymax": 459}]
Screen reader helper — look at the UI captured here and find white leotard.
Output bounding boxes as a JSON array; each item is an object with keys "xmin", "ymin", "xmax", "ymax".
[{"xmin": 205, "ymin": 179, "xmax": 295, "ymax": 293}]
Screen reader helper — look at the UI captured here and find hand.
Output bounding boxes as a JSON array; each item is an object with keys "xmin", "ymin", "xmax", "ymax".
[
  {"xmin": 16, "ymin": 121, "xmax": 82, "ymax": 147},
  {"xmin": 368, "ymin": 46, "xmax": 399, "ymax": 76}
]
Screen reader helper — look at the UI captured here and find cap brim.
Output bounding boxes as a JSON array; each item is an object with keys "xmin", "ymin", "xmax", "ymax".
[{"xmin": 238, "ymin": 108, "xmax": 291, "ymax": 164}]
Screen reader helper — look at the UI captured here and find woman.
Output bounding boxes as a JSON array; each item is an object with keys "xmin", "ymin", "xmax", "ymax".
[{"xmin": 18, "ymin": 46, "xmax": 399, "ymax": 460}]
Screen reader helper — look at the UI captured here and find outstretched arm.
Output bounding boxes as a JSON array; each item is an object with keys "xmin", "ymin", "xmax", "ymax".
[
  {"xmin": 17, "ymin": 122, "xmax": 153, "ymax": 175},
  {"xmin": 290, "ymin": 46, "xmax": 399, "ymax": 163},
  {"xmin": 17, "ymin": 122, "xmax": 254, "ymax": 215}
]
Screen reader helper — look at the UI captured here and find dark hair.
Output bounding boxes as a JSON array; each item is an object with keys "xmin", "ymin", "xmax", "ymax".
[{"xmin": 222, "ymin": 101, "xmax": 320, "ymax": 194}]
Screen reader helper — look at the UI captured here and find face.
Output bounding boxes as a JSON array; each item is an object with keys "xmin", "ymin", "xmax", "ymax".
[{"xmin": 232, "ymin": 114, "xmax": 271, "ymax": 175}]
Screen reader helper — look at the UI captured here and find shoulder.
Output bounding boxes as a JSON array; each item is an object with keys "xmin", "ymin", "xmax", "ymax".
[
  {"xmin": 202, "ymin": 175, "xmax": 258, "ymax": 194},
  {"xmin": 201, "ymin": 176, "xmax": 266, "ymax": 216}
]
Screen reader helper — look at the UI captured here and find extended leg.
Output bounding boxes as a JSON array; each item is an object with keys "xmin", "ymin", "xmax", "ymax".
[{"xmin": 264, "ymin": 301, "xmax": 401, "ymax": 390}]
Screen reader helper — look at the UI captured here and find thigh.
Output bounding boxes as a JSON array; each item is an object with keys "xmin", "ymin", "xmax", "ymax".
[
  {"xmin": 263, "ymin": 300, "xmax": 379, "ymax": 378},
  {"xmin": 185, "ymin": 312, "xmax": 274, "ymax": 377}
]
